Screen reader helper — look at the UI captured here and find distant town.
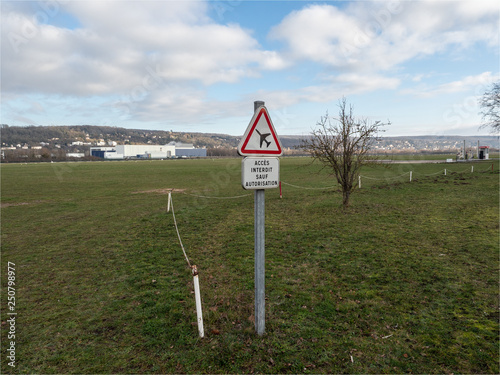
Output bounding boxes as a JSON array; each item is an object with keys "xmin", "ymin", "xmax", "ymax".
[{"xmin": 1, "ymin": 125, "xmax": 498, "ymax": 162}]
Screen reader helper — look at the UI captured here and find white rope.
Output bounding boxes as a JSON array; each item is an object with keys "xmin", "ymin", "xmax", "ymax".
[
  {"xmin": 166, "ymin": 162, "xmax": 493, "ymax": 202},
  {"xmin": 360, "ymin": 172, "xmax": 410, "ymax": 180},
  {"xmin": 481, "ymin": 165, "xmax": 495, "ymax": 172},
  {"xmin": 415, "ymin": 169, "xmax": 444, "ymax": 176},
  {"xmin": 181, "ymin": 192, "xmax": 251, "ymax": 199},
  {"xmin": 445, "ymin": 167, "xmax": 472, "ymax": 174},
  {"xmin": 169, "ymin": 194, "xmax": 191, "ymax": 268},
  {"xmin": 281, "ymin": 181, "xmax": 337, "ymax": 190}
]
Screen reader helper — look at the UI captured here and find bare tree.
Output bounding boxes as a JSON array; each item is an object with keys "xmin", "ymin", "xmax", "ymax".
[
  {"xmin": 479, "ymin": 81, "xmax": 500, "ymax": 133},
  {"xmin": 301, "ymin": 98, "xmax": 388, "ymax": 208}
]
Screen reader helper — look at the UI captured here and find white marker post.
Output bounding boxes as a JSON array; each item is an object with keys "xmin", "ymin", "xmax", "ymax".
[
  {"xmin": 169, "ymin": 193, "xmax": 204, "ymax": 338},
  {"xmin": 192, "ymin": 265, "xmax": 204, "ymax": 338},
  {"xmin": 238, "ymin": 101, "xmax": 283, "ymax": 336}
]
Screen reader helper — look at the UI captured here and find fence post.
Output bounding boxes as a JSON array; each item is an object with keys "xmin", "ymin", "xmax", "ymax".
[
  {"xmin": 358, "ymin": 175, "xmax": 361, "ymax": 189},
  {"xmin": 192, "ymin": 265, "xmax": 204, "ymax": 338},
  {"xmin": 410, "ymin": 171, "xmax": 412, "ymax": 182}
]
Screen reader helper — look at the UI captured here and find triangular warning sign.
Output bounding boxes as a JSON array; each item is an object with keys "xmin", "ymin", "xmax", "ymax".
[{"xmin": 238, "ymin": 106, "xmax": 283, "ymax": 156}]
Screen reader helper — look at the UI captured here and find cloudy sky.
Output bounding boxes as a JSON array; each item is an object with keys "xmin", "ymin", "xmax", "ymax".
[{"xmin": 1, "ymin": 0, "xmax": 499, "ymax": 136}]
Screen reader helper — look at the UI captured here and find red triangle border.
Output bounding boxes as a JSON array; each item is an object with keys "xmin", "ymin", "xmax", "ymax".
[{"xmin": 240, "ymin": 108, "xmax": 282, "ymax": 155}]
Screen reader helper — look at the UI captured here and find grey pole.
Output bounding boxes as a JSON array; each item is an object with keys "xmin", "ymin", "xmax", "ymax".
[
  {"xmin": 254, "ymin": 100, "xmax": 265, "ymax": 336},
  {"xmin": 254, "ymin": 101, "xmax": 265, "ymax": 111}
]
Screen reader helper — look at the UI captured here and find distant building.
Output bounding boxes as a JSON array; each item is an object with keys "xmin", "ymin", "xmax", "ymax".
[
  {"xmin": 176, "ymin": 148, "xmax": 207, "ymax": 157},
  {"xmin": 478, "ymin": 146, "xmax": 490, "ymax": 160},
  {"xmin": 90, "ymin": 143, "xmax": 206, "ymax": 159},
  {"xmin": 168, "ymin": 142, "xmax": 207, "ymax": 157},
  {"xmin": 66, "ymin": 153, "xmax": 85, "ymax": 158},
  {"xmin": 90, "ymin": 146, "xmax": 117, "ymax": 159}
]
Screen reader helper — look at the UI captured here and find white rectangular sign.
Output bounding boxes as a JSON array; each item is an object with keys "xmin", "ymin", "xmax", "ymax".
[{"xmin": 241, "ymin": 157, "xmax": 280, "ymax": 190}]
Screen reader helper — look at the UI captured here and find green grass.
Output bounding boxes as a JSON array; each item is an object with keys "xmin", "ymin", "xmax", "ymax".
[
  {"xmin": 1, "ymin": 158, "xmax": 499, "ymax": 374},
  {"xmin": 382, "ymin": 153, "xmax": 457, "ymax": 161},
  {"xmin": 380, "ymin": 153, "xmax": 499, "ymax": 161}
]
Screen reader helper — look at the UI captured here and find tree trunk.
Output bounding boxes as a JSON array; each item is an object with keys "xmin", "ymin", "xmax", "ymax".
[{"xmin": 342, "ymin": 190, "xmax": 350, "ymax": 208}]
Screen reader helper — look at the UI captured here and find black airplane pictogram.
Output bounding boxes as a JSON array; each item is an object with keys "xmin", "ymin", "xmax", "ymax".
[{"xmin": 255, "ymin": 129, "xmax": 271, "ymax": 148}]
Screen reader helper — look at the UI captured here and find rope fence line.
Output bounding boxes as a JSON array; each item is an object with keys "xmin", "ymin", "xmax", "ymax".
[
  {"xmin": 413, "ymin": 165, "xmax": 493, "ymax": 175},
  {"xmin": 281, "ymin": 181, "xmax": 337, "ymax": 190},
  {"xmin": 360, "ymin": 164, "xmax": 494, "ymax": 181},
  {"xmin": 168, "ymin": 193, "xmax": 192, "ymax": 268},
  {"xmin": 417, "ymin": 170, "xmax": 444, "ymax": 176},
  {"xmin": 360, "ymin": 172, "xmax": 410, "ymax": 181},
  {"xmin": 161, "ymin": 163, "xmax": 495, "ymax": 199},
  {"xmin": 164, "ymin": 165, "xmax": 495, "ymax": 239},
  {"xmin": 181, "ymin": 191, "xmax": 251, "ymax": 199}
]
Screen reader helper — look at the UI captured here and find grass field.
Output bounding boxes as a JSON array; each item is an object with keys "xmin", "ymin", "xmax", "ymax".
[
  {"xmin": 1, "ymin": 157, "xmax": 499, "ymax": 374},
  {"xmin": 373, "ymin": 152, "xmax": 500, "ymax": 161}
]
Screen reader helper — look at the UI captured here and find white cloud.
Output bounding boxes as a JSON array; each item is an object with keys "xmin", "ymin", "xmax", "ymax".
[
  {"xmin": 0, "ymin": 0, "xmax": 292, "ymax": 127},
  {"xmin": 269, "ymin": 4, "xmax": 360, "ymax": 67},
  {"xmin": 1, "ymin": 1, "xmax": 287, "ymax": 96},
  {"xmin": 65, "ymin": 0, "xmax": 210, "ymax": 31},
  {"xmin": 249, "ymin": 73, "xmax": 400, "ymax": 110},
  {"xmin": 270, "ymin": 0, "xmax": 499, "ymax": 72},
  {"xmin": 324, "ymin": 73, "xmax": 400, "ymax": 93},
  {"xmin": 401, "ymin": 71, "xmax": 498, "ymax": 98}
]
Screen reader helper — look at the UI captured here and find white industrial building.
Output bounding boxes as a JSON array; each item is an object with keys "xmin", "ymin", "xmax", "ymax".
[{"xmin": 90, "ymin": 143, "xmax": 206, "ymax": 159}]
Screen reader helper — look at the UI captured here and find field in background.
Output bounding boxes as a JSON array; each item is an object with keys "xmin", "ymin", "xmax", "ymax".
[
  {"xmin": 384, "ymin": 153, "xmax": 500, "ymax": 161},
  {"xmin": 1, "ymin": 158, "xmax": 499, "ymax": 373}
]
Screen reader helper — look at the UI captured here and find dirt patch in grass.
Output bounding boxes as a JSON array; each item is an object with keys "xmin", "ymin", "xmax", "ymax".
[
  {"xmin": 1, "ymin": 200, "xmax": 45, "ymax": 208},
  {"xmin": 132, "ymin": 188, "xmax": 186, "ymax": 195}
]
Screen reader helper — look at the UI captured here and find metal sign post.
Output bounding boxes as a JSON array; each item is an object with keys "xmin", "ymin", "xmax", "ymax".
[
  {"xmin": 253, "ymin": 100, "xmax": 266, "ymax": 336},
  {"xmin": 238, "ymin": 100, "xmax": 282, "ymax": 336},
  {"xmin": 254, "ymin": 186, "xmax": 265, "ymax": 335}
]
